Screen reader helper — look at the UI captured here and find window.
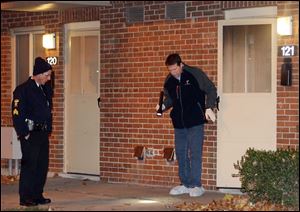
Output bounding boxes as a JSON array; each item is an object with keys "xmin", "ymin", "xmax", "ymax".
[
  {"xmin": 223, "ymin": 25, "xmax": 271, "ymax": 93},
  {"xmin": 12, "ymin": 27, "xmax": 45, "ymax": 86}
]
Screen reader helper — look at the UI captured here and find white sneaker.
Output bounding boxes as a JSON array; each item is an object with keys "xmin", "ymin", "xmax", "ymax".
[
  {"xmin": 189, "ymin": 186, "xmax": 205, "ymax": 197},
  {"xmin": 169, "ymin": 185, "xmax": 190, "ymax": 195}
]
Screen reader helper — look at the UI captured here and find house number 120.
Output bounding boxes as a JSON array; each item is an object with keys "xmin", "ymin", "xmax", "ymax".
[{"xmin": 46, "ymin": 56, "xmax": 58, "ymax": 65}]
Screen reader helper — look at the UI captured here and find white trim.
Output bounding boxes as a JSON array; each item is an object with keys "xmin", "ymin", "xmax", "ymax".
[
  {"xmin": 2, "ymin": 1, "xmax": 111, "ymax": 12},
  {"xmin": 218, "ymin": 188, "xmax": 243, "ymax": 195},
  {"xmin": 58, "ymin": 173, "xmax": 100, "ymax": 181},
  {"xmin": 29, "ymin": 33, "xmax": 33, "ymax": 75},
  {"xmin": 65, "ymin": 21, "xmax": 100, "ymax": 31},
  {"xmin": 10, "ymin": 26, "xmax": 44, "ymax": 34},
  {"xmin": 11, "ymin": 35, "xmax": 16, "ymax": 96},
  {"xmin": 55, "ymin": 1, "xmax": 111, "ymax": 6},
  {"xmin": 225, "ymin": 6, "xmax": 277, "ymax": 20}
]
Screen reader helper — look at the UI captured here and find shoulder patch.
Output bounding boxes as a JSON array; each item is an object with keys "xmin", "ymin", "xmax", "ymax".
[
  {"xmin": 13, "ymin": 108, "xmax": 19, "ymax": 116},
  {"xmin": 14, "ymin": 99, "xmax": 19, "ymax": 107}
]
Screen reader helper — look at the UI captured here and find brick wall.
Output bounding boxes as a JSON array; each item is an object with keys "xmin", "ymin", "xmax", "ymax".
[
  {"xmin": 97, "ymin": 1, "xmax": 222, "ymax": 188},
  {"xmin": 276, "ymin": 1, "xmax": 299, "ymax": 149},
  {"xmin": 1, "ymin": 1, "xmax": 298, "ymax": 189}
]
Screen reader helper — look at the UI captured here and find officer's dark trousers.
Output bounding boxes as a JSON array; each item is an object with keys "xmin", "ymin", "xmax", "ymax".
[{"xmin": 19, "ymin": 131, "xmax": 49, "ymax": 201}]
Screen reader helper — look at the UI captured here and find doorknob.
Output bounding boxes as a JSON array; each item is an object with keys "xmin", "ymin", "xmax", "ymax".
[{"xmin": 97, "ymin": 97, "xmax": 101, "ymax": 108}]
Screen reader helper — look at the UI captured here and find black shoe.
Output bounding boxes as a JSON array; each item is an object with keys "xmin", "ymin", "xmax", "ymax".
[
  {"xmin": 35, "ymin": 197, "xmax": 51, "ymax": 204},
  {"xmin": 20, "ymin": 199, "xmax": 38, "ymax": 207}
]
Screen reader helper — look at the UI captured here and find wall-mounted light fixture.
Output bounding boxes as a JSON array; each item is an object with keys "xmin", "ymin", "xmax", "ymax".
[
  {"xmin": 42, "ymin": 33, "xmax": 56, "ymax": 49},
  {"xmin": 277, "ymin": 16, "xmax": 293, "ymax": 36}
]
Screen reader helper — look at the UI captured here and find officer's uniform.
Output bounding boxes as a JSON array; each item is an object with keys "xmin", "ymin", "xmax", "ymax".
[{"xmin": 12, "ymin": 57, "xmax": 53, "ymax": 205}]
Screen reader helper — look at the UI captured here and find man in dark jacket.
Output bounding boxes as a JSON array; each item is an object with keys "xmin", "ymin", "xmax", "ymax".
[
  {"xmin": 12, "ymin": 57, "xmax": 53, "ymax": 206},
  {"xmin": 156, "ymin": 53, "xmax": 217, "ymax": 197}
]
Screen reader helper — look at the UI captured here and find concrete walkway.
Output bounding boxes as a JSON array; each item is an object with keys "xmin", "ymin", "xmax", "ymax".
[{"xmin": 1, "ymin": 176, "xmax": 226, "ymax": 211}]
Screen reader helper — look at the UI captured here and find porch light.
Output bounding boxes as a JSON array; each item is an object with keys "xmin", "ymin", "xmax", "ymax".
[
  {"xmin": 42, "ymin": 33, "xmax": 56, "ymax": 49},
  {"xmin": 277, "ymin": 16, "xmax": 293, "ymax": 36}
]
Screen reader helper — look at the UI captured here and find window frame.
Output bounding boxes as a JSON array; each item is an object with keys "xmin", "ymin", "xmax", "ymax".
[{"xmin": 10, "ymin": 26, "xmax": 45, "ymax": 90}]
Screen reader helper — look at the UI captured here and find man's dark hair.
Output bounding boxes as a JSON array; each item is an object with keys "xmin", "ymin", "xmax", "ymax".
[{"xmin": 165, "ymin": 53, "xmax": 182, "ymax": 66}]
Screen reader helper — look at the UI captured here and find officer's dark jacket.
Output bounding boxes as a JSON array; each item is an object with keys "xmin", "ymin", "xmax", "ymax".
[
  {"xmin": 163, "ymin": 65, "xmax": 217, "ymax": 129},
  {"xmin": 12, "ymin": 78, "xmax": 53, "ymax": 137}
]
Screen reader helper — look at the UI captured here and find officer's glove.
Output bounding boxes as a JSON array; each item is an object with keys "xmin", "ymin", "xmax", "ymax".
[
  {"xmin": 25, "ymin": 134, "xmax": 30, "ymax": 140},
  {"xmin": 205, "ymin": 108, "xmax": 216, "ymax": 123},
  {"xmin": 19, "ymin": 134, "xmax": 30, "ymax": 141},
  {"xmin": 155, "ymin": 104, "xmax": 165, "ymax": 111}
]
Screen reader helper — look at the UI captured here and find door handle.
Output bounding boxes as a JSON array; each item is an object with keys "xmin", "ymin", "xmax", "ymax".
[{"xmin": 97, "ymin": 97, "xmax": 101, "ymax": 108}]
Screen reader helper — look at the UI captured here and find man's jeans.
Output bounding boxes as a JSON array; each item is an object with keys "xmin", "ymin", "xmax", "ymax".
[{"xmin": 174, "ymin": 124, "xmax": 204, "ymax": 188}]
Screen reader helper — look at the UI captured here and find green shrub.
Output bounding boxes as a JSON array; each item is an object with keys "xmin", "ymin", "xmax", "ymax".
[{"xmin": 234, "ymin": 148, "xmax": 299, "ymax": 208}]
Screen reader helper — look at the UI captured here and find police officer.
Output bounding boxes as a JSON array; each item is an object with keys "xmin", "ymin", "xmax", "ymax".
[{"xmin": 12, "ymin": 57, "xmax": 53, "ymax": 206}]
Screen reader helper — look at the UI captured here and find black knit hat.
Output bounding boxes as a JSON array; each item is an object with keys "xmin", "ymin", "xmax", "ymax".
[{"xmin": 33, "ymin": 57, "xmax": 52, "ymax": 76}]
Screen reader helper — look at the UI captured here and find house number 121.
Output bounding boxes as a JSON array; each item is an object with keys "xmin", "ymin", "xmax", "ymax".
[{"xmin": 280, "ymin": 45, "xmax": 295, "ymax": 56}]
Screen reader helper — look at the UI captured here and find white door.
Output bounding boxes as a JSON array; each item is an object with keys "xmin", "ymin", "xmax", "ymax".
[
  {"xmin": 217, "ymin": 19, "xmax": 277, "ymax": 188},
  {"xmin": 65, "ymin": 22, "xmax": 100, "ymax": 175}
]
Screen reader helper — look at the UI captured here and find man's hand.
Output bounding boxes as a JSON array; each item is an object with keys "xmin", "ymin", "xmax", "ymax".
[
  {"xmin": 155, "ymin": 104, "xmax": 165, "ymax": 111},
  {"xmin": 205, "ymin": 108, "xmax": 216, "ymax": 122}
]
